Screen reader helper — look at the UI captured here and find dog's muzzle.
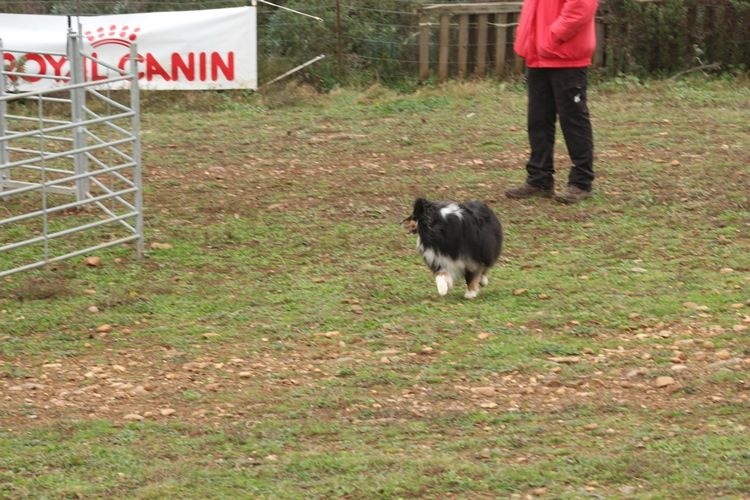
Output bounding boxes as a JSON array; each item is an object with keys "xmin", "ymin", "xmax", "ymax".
[{"xmin": 401, "ymin": 217, "xmax": 418, "ymax": 234}]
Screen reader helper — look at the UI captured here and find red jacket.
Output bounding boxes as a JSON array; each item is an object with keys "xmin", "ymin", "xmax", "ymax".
[{"xmin": 513, "ymin": 0, "xmax": 599, "ymax": 68}]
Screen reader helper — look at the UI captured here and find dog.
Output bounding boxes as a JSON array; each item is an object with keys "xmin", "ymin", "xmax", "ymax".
[{"xmin": 403, "ymin": 198, "xmax": 503, "ymax": 299}]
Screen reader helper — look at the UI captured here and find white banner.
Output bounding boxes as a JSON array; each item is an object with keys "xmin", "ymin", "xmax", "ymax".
[{"xmin": 0, "ymin": 7, "xmax": 257, "ymax": 90}]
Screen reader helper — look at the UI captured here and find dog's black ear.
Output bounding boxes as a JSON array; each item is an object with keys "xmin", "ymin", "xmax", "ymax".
[{"xmin": 412, "ymin": 198, "xmax": 429, "ymax": 218}]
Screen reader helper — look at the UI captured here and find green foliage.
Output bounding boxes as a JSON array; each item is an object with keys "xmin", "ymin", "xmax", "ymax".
[
  {"xmin": 604, "ymin": 0, "xmax": 750, "ymax": 76},
  {"xmin": 2, "ymin": 0, "xmax": 749, "ymax": 86},
  {"xmin": 259, "ymin": 0, "xmax": 423, "ymax": 90}
]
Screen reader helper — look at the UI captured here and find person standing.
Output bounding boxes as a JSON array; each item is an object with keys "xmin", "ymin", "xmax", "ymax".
[{"xmin": 505, "ymin": 0, "xmax": 599, "ymax": 204}]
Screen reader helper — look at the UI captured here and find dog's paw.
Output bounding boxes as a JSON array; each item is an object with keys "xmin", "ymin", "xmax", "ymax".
[
  {"xmin": 435, "ymin": 274, "xmax": 451, "ymax": 296},
  {"xmin": 464, "ymin": 289, "xmax": 479, "ymax": 299},
  {"xmin": 480, "ymin": 274, "xmax": 489, "ymax": 287}
]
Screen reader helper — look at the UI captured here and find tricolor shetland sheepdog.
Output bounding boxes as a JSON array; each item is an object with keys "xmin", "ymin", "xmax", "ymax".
[{"xmin": 403, "ymin": 198, "xmax": 503, "ymax": 299}]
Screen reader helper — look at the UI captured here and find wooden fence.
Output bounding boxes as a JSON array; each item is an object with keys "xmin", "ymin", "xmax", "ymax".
[
  {"xmin": 417, "ymin": 2, "xmax": 523, "ymax": 81},
  {"xmin": 416, "ymin": 0, "xmax": 749, "ymax": 81}
]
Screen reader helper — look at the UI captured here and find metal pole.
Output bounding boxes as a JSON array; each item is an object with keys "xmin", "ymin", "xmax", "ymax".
[
  {"xmin": 129, "ymin": 42, "xmax": 144, "ymax": 259},
  {"xmin": 68, "ymin": 27, "xmax": 88, "ymax": 202},
  {"xmin": 38, "ymin": 94, "xmax": 49, "ymax": 264},
  {"xmin": 0, "ymin": 38, "xmax": 9, "ymax": 193}
]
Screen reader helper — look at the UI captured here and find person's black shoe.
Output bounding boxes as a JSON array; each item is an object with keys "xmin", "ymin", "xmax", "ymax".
[
  {"xmin": 505, "ymin": 183, "xmax": 555, "ymax": 199},
  {"xmin": 554, "ymin": 185, "xmax": 592, "ymax": 204}
]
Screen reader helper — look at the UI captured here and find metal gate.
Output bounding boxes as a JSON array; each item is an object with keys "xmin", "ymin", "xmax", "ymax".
[{"xmin": 1, "ymin": 29, "xmax": 144, "ymax": 278}]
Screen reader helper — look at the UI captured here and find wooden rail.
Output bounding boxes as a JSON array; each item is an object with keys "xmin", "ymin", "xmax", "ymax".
[
  {"xmin": 418, "ymin": 2, "xmax": 523, "ymax": 81},
  {"xmin": 417, "ymin": 1, "xmax": 609, "ymax": 82}
]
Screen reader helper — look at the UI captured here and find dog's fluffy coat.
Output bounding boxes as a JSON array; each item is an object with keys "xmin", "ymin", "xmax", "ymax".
[{"xmin": 404, "ymin": 198, "xmax": 503, "ymax": 299}]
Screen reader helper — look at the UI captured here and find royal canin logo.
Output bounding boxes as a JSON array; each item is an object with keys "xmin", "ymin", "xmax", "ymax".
[
  {"xmin": 85, "ymin": 25, "xmax": 141, "ymax": 48},
  {"xmin": 3, "ymin": 24, "xmax": 235, "ymax": 84}
]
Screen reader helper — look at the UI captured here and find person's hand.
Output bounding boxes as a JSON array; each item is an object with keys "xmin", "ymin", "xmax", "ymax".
[{"xmin": 539, "ymin": 31, "xmax": 564, "ymax": 59}]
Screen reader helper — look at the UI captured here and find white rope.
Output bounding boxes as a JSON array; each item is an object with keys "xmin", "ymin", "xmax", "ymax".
[
  {"xmin": 256, "ymin": 0, "xmax": 323, "ymax": 22},
  {"xmin": 262, "ymin": 54, "xmax": 326, "ymax": 87}
]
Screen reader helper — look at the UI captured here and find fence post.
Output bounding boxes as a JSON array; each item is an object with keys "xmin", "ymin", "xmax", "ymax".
[
  {"xmin": 494, "ymin": 14, "xmax": 508, "ymax": 77},
  {"xmin": 335, "ymin": 0, "xmax": 342, "ymax": 81},
  {"xmin": 419, "ymin": 10, "xmax": 431, "ymax": 81},
  {"xmin": 129, "ymin": 43, "xmax": 144, "ymax": 260},
  {"xmin": 438, "ymin": 14, "xmax": 450, "ymax": 82},
  {"xmin": 457, "ymin": 14, "xmax": 469, "ymax": 79},
  {"xmin": 68, "ymin": 28, "xmax": 88, "ymax": 203},
  {"xmin": 476, "ymin": 14, "xmax": 488, "ymax": 76},
  {"xmin": 594, "ymin": 18, "xmax": 605, "ymax": 66},
  {"xmin": 0, "ymin": 38, "xmax": 8, "ymax": 193}
]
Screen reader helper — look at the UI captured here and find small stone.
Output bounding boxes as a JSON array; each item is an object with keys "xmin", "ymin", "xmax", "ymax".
[
  {"xmin": 583, "ymin": 423, "xmax": 599, "ymax": 431},
  {"xmin": 131, "ymin": 385, "xmax": 148, "ymax": 395},
  {"xmin": 88, "ymin": 306, "xmax": 99, "ymax": 313},
  {"xmin": 477, "ymin": 332, "xmax": 492, "ymax": 340},
  {"xmin": 96, "ymin": 324, "xmax": 112, "ymax": 333},
  {"xmin": 160, "ymin": 408, "xmax": 176, "ymax": 416},
  {"xmin": 671, "ymin": 364, "xmax": 688, "ymax": 372},
  {"xmin": 150, "ymin": 242, "xmax": 173, "ymax": 250},
  {"xmin": 626, "ymin": 368, "xmax": 648, "ymax": 378},
  {"xmin": 655, "ymin": 376, "xmax": 675, "ymax": 388},
  {"xmin": 84, "ymin": 256, "xmax": 102, "ymax": 267},
  {"xmin": 719, "ymin": 267, "xmax": 734, "ymax": 274},
  {"xmin": 479, "ymin": 401, "xmax": 498, "ymax": 409},
  {"xmin": 512, "ymin": 288, "xmax": 528, "ymax": 296},
  {"xmin": 548, "ymin": 356, "xmax": 580, "ymax": 364},
  {"xmin": 238, "ymin": 371, "xmax": 253, "ymax": 378},
  {"xmin": 473, "ymin": 386, "xmax": 496, "ymax": 396},
  {"xmin": 732, "ymin": 324, "xmax": 748, "ymax": 332},
  {"xmin": 715, "ymin": 349, "xmax": 731, "ymax": 360},
  {"xmin": 124, "ymin": 413, "xmax": 144, "ymax": 421},
  {"xmin": 709, "ymin": 358, "xmax": 742, "ymax": 370},
  {"xmin": 10, "ymin": 382, "xmax": 45, "ymax": 391},
  {"xmin": 202, "ymin": 332, "xmax": 220, "ymax": 339}
]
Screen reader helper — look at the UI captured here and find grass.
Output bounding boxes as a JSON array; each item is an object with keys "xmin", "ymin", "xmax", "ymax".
[{"xmin": 1, "ymin": 77, "xmax": 749, "ymax": 498}]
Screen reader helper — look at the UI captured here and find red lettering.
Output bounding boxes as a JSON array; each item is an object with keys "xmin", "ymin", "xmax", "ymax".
[
  {"xmin": 199, "ymin": 53, "xmax": 207, "ymax": 81},
  {"xmin": 145, "ymin": 53, "xmax": 170, "ymax": 81},
  {"xmin": 171, "ymin": 52, "xmax": 195, "ymax": 81},
  {"xmin": 43, "ymin": 55, "xmax": 67, "ymax": 79},
  {"xmin": 88, "ymin": 52, "xmax": 106, "ymax": 81},
  {"xmin": 21, "ymin": 53, "xmax": 45, "ymax": 83},
  {"xmin": 211, "ymin": 52, "xmax": 234, "ymax": 81},
  {"xmin": 3, "ymin": 53, "xmax": 17, "ymax": 82},
  {"xmin": 119, "ymin": 53, "xmax": 144, "ymax": 79}
]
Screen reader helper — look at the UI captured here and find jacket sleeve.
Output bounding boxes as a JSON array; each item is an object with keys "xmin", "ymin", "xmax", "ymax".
[{"xmin": 550, "ymin": 0, "xmax": 598, "ymax": 42}]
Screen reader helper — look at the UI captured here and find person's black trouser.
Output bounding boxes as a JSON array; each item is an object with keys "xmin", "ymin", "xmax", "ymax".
[{"xmin": 525, "ymin": 67, "xmax": 594, "ymax": 191}]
